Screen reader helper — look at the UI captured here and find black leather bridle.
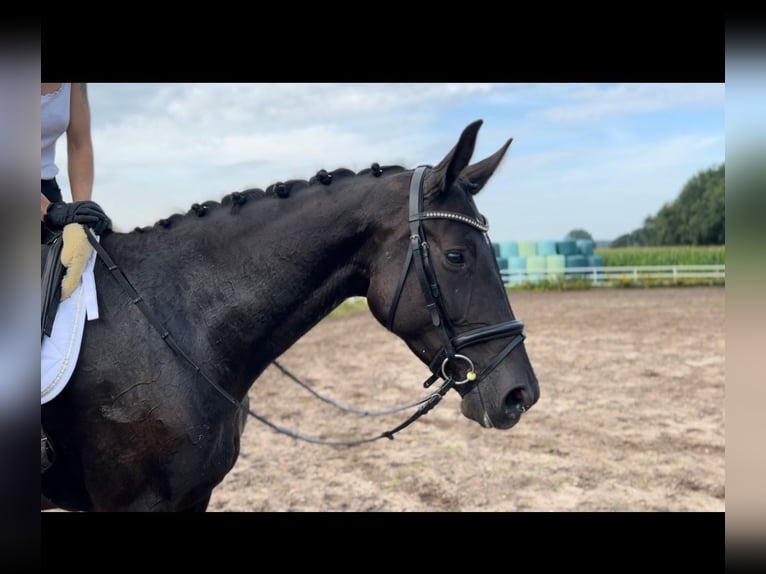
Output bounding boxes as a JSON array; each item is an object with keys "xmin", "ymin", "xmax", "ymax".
[{"xmin": 386, "ymin": 166, "xmax": 527, "ymax": 392}]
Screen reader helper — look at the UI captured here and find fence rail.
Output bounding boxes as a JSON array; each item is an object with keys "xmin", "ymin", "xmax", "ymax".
[{"xmin": 500, "ymin": 264, "xmax": 726, "ymax": 286}]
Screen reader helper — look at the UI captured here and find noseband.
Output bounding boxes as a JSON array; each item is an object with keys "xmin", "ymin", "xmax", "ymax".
[{"xmin": 386, "ymin": 166, "xmax": 526, "ymax": 390}]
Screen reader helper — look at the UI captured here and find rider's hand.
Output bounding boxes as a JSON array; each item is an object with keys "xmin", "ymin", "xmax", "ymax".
[{"xmin": 43, "ymin": 200, "xmax": 112, "ymax": 236}]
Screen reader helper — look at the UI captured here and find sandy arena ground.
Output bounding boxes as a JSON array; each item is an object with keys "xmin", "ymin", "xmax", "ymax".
[{"xmin": 208, "ymin": 287, "xmax": 725, "ymax": 512}]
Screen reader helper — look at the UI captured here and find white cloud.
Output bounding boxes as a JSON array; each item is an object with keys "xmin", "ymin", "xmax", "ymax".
[
  {"xmin": 538, "ymin": 83, "xmax": 724, "ymax": 124},
  {"xmin": 87, "ymin": 83, "xmax": 503, "ymax": 173},
  {"xmin": 135, "ymin": 83, "xmax": 496, "ymax": 127},
  {"xmin": 565, "ymin": 133, "xmax": 724, "ymax": 181}
]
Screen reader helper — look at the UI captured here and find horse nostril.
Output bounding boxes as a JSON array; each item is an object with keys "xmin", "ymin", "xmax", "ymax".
[{"xmin": 505, "ymin": 386, "xmax": 529, "ymax": 412}]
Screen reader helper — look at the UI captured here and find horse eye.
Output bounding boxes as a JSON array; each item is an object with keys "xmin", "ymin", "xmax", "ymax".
[{"xmin": 446, "ymin": 251, "xmax": 464, "ymax": 265}]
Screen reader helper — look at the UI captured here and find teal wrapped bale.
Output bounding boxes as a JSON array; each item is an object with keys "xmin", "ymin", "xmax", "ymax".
[
  {"xmin": 492, "ymin": 242, "xmax": 501, "ymax": 257},
  {"xmin": 566, "ymin": 254, "xmax": 588, "ymax": 279},
  {"xmin": 577, "ymin": 239, "xmax": 594, "ymax": 255},
  {"xmin": 499, "ymin": 241, "xmax": 518, "ymax": 258},
  {"xmin": 508, "ymin": 256, "xmax": 526, "ymax": 269},
  {"xmin": 556, "ymin": 240, "xmax": 578, "ymax": 255},
  {"xmin": 546, "ymin": 254, "xmax": 565, "ymax": 280},
  {"xmin": 537, "ymin": 240, "xmax": 557, "ymax": 256},
  {"xmin": 566, "ymin": 254, "xmax": 588, "ymax": 268},
  {"xmin": 496, "ymin": 257, "xmax": 509, "ymax": 270},
  {"xmin": 507, "ymin": 255, "xmax": 526, "ymax": 285},
  {"xmin": 517, "ymin": 241, "xmax": 537, "ymax": 257}
]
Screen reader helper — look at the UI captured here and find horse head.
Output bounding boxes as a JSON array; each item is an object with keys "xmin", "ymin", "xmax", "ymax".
[{"xmin": 365, "ymin": 120, "xmax": 539, "ymax": 429}]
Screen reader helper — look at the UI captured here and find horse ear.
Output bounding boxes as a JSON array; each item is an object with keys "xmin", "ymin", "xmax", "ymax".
[
  {"xmin": 424, "ymin": 119, "xmax": 483, "ymax": 197},
  {"xmin": 460, "ymin": 138, "xmax": 513, "ymax": 195}
]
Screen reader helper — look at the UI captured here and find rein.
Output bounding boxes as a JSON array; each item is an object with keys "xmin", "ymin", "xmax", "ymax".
[{"xmin": 270, "ymin": 359, "xmax": 441, "ymax": 416}]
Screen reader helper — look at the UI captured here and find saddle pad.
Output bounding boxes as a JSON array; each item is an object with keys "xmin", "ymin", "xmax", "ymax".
[{"xmin": 41, "ymin": 246, "xmax": 99, "ymax": 405}]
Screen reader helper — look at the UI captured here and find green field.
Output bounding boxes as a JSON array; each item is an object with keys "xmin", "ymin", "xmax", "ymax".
[{"xmin": 595, "ymin": 245, "xmax": 725, "ymax": 266}]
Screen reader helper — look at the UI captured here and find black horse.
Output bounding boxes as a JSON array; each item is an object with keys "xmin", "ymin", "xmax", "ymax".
[{"xmin": 41, "ymin": 120, "xmax": 539, "ymax": 511}]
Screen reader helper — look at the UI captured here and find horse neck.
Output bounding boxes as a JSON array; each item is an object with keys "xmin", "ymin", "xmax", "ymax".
[
  {"xmin": 241, "ymin": 189, "xmax": 370, "ymax": 349},
  {"xmin": 143, "ymin": 183, "xmax": 374, "ymax": 398}
]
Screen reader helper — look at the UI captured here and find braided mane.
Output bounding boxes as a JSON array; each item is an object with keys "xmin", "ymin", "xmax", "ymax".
[{"xmin": 133, "ymin": 165, "xmax": 406, "ymax": 233}]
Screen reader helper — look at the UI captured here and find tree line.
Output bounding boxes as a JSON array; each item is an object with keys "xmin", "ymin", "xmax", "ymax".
[{"xmin": 611, "ymin": 163, "xmax": 725, "ymax": 247}]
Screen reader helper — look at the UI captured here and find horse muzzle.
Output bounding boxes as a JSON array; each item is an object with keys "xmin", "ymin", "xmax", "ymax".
[
  {"xmin": 462, "ymin": 376, "xmax": 539, "ymax": 429},
  {"xmin": 434, "ymin": 319, "xmax": 539, "ymax": 430}
]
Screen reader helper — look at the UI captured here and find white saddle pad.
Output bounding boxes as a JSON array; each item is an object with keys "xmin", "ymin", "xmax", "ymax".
[{"xmin": 41, "ymin": 247, "xmax": 99, "ymax": 405}]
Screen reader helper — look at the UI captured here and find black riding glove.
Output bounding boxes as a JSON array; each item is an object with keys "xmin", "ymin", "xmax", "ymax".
[{"xmin": 44, "ymin": 200, "xmax": 112, "ymax": 236}]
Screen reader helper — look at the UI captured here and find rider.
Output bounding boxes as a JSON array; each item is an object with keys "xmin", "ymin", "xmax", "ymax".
[
  {"xmin": 41, "ymin": 83, "xmax": 111, "ymax": 472},
  {"xmin": 41, "ymin": 83, "xmax": 111, "ymax": 238}
]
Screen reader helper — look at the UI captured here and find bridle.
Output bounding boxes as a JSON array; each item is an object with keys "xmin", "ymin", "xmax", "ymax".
[
  {"xmin": 84, "ymin": 166, "xmax": 528, "ymax": 447},
  {"xmin": 386, "ymin": 165, "xmax": 527, "ymax": 393}
]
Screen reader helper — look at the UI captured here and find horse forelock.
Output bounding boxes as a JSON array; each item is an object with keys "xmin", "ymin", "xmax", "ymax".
[{"xmin": 132, "ymin": 165, "xmax": 409, "ymax": 233}]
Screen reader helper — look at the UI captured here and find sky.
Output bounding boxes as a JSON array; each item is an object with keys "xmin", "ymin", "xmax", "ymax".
[{"xmin": 52, "ymin": 83, "xmax": 725, "ymax": 242}]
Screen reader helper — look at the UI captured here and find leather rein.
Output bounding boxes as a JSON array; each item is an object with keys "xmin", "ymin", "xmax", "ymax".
[{"xmin": 83, "ymin": 166, "xmax": 526, "ymax": 446}]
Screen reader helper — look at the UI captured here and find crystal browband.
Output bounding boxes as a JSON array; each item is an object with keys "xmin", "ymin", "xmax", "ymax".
[{"xmin": 417, "ymin": 211, "xmax": 489, "ymax": 233}]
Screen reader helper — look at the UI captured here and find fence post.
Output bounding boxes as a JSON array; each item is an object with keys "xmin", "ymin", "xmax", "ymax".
[{"xmin": 633, "ymin": 267, "xmax": 638, "ymax": 283}]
